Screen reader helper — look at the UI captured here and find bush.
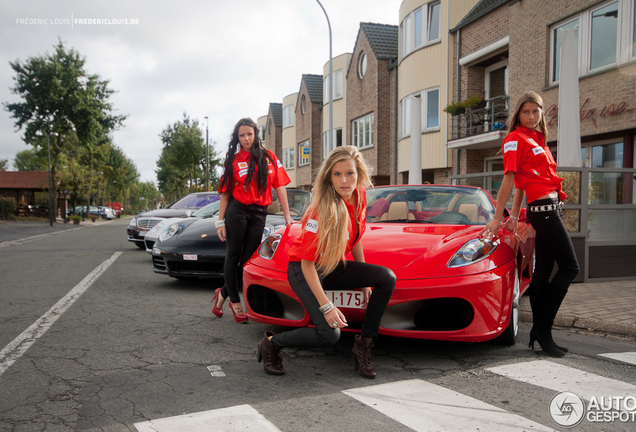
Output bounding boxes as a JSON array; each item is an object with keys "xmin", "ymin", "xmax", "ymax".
[{"xmin": 1, "ymin": 197, "xmax": 17, "ymax": 220}]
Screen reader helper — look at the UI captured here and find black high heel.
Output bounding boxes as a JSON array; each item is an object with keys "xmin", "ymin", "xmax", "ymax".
[{"xmin": 529, "ymin": 329, "xmax": 565, "ymax": 357}]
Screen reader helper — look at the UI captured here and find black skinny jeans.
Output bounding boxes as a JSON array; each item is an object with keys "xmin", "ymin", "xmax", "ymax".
[
  {"xmin": 220, "ymin": 199, "xmax": 268, "ymax": 303},
  {"xmin": 526, "ymin": 197, "xmax": 579, "ymax": 291},
  {"xmin": 271, "ymin": 260, "xmax": 396, "ymax": 348}
]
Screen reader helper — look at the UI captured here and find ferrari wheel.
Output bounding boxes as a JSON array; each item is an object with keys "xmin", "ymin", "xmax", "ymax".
[{"xmin": 495, "ymin": 268, "xmax": 519, "ymax": 346}]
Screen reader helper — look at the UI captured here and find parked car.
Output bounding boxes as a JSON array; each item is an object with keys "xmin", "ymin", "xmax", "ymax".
[
  {"xmin": 127, "ymin": 192, "xmax": 220, "ymax": 249},
  {"xmin": 151, "ymin": 190, "xmax": 311, "ymax": 280},
  {"xmin": 67, "ymin": 206, "xmax": 99, "ymax": 217},
  {"xmin": 98, "ymin": 206, "xmax": 114, "ymax": 220},
  {"xmin": 242, "ymin": 184, "xmax": 535, "ymax": 346},
  {"xmin": 143, "ymin": 200, "xmax": 221, "ymax": 253}
]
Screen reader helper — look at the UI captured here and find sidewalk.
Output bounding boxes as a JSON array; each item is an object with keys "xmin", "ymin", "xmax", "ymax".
[{"xmin": 519, "ymin": 280, "xmax": 636, "ymax": 337}]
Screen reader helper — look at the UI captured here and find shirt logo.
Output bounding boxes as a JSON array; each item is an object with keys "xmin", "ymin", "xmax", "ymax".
[
  {"xmin": 238, "ymin": 162, "xmax": 248, "ymax": 169},
  {"xmin": 361, "ymin": 208, "xmax": 366, "ymax": 221},
  {"xmin": 305, "ymin": 219, "xmax": 318, "ymax": 233},
  {"xmin": 238, "ymin": 168, "xmax": 248, "ymax": 177},
  {"xmin": 504, "ymin": 141, "xmax": 517, "ymax": 153},
  {"xmin": 277, "ymin": 160, "xmax": 283, "ymax": 168},
  {"xmin": 532, "ymin": 146, "xmax": 545, "ymax": 155},
  {"xmin": 528, "ymin": 138, "xmax": 538, "ymax": 146}
]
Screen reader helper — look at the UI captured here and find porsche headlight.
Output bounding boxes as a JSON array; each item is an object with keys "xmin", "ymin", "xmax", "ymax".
[
  {"xmin": 261, "ymin": 224, "xmax": 275, "ymax": 241},
  {"xmin": 447, "ymin": 238, "xmax": 498, "ymax": 268},
  {"xmin": 158, "ymin": 223, "xmax": 179, "ymax": 242},
  {"xmin": 258, "ymin": 234, "xmax": 282, "ymax": 260},
  {"xmin": 128, "ymin": 217, "xmax": 137, "ymax": 227}
]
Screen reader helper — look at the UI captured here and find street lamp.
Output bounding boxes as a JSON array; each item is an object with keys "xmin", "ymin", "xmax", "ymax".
[
  {"xmin": 316, "ymin": 0, "xmax": 333, "ymax": 150},
  {"xmin": 205, "ymin": 116, "xmax": 209, "ymax": 192},
  {"xmin": 47, "ymin": 132, "xmax": 58, "ymax": 226}
]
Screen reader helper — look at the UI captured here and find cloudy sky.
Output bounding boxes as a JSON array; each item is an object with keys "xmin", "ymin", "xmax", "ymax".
[{"xmin": 1, "ymin": 0, "xmax": 402, "ymax": 183}]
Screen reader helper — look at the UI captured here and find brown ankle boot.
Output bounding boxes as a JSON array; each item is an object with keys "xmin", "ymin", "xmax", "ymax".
[
  {"xmin": 352, "ymin": 334, "xmax": 376, "ymax": 378},
  {"xmin": 257, "ymin": 331, "xmax": 285, "ymax": 375}
]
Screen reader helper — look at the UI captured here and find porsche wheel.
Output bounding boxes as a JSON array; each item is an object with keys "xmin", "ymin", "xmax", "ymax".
[{"xmin": 495, "ymin": 268, "xmax": 519, "ymax": 346}]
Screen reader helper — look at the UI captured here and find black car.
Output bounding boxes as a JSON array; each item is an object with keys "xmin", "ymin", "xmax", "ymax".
[
  {"xmin": 151, "ymin": 189, "xmax": 310, "ymax": 280},
  {"xmin": 127, "ymin": 192, "xmax": 219, "ymax": 249}
]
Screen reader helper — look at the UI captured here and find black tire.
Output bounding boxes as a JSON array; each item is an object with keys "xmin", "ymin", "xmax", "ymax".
[
  {"xmin": 173, "ymin": 276, "xmax": 200, "ymax": 281},
  {"xmin": 495, "ymin": 268, "xmax": 519, "ymax": 346},
  {"xmin": 135, "ymin": 242, "xmax": 146, "ymax": 249}
]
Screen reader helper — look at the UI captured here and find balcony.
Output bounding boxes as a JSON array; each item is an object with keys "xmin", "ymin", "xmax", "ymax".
[{"xmin": 447, "ymin": 95, "xmax": 509, "ymax": 150}]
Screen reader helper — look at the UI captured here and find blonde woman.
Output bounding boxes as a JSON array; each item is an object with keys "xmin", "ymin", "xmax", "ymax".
[{"xmin": 257, "ymin": 146, "xmax": 396, "ymax": 378}]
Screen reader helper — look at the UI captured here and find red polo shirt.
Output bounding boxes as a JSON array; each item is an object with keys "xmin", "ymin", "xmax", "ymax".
[
  {"xmin": 218, "ymin": 148, "xmax": 291, "ymax": 206},
  {"xmin": 502, "ymin": 126, "xmax": 566, "ymax": 203},
  {"xmin": 289, "ymin": 187, "xmax": 367, "ymax": 263}
]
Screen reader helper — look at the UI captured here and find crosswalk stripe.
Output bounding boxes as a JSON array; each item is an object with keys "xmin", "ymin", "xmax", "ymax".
[
  {"xmin": 487, "ymin": 360, "xmax": 636, "ymax": 400},
  {"xmin": 342, "ymin": 379, "xmax": 553, "ymax": 432},
  {"xmin": 598, "ymin": 352, "xmax": 636, "ymax": 366},
  {"xmin": 133, "ymin": 404, "xmax": 281, "ymax": 432}
]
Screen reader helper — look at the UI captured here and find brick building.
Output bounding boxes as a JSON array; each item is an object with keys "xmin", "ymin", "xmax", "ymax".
[
  {"xmin": 264, "ymin": 103, "xmax": 282, "ymax": 158},
  {"xmin": 295, "ymin": 74, "xmax": 323, "ymax": 191}
]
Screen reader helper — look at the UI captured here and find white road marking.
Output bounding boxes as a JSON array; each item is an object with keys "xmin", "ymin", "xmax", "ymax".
[
  {"xmin": 0, "ymin": 227, "xmax": 83, "ymax": 249},
  {"xmin": 598, "ymin": 352, "xmax": 636, "ymax": 366},
  {"xmin": 134, "ymin": 404, "xmax": 281, "ymax": 432},
  {"xmin": 487, "ymin": 360, "xmax": 636, "ymax": 400},
  {"xmin": 0, "ymin": 251, "xmax": 122, "ymax": 376},
  {"xmin": 342, "ymin": 379, "xmax": 553, "ymax": 432},
  {"xmin": 207, "ymin": 365, "xmax": 225, "ymax": 377}
]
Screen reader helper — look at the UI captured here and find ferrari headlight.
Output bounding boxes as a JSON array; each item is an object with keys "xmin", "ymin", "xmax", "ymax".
[
  {"xmin": 158, "ymin": 223, "xmax": 179, "ymax": 242},
  {"xmin": 261, "ymin": 224, "xmax": 275, "ymax": 241},
  {"xmin": 258, "ymin": 234, "xmax": 282, "ymax": 260},
  {"xmin": 447, "ymin": 238, "xmax": 498, "ymax": 268},
  {"xmin": 128, "ymin": 217, "xmax": 137, "ymax": 227}
]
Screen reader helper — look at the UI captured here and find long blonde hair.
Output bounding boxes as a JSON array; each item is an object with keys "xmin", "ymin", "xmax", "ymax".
[
  {"xmin": 308, "ymin": 146, "xmax": 372, "ymax": 275},
  {"xmin": 508, "ymin": 91, "xmax": 548, "ymax": 139}
]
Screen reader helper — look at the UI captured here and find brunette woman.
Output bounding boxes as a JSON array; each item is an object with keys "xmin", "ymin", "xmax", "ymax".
[
  {"xmin": 480, "ymin": 91, "xmax": 579, "ymax": 357},
  {"xmin": 257, "ymin": 146, "xmax": 396, "ymax": 378},
  {"xmin": 212, "ymin": 118, "xmax": 292, "ymax": 323}
]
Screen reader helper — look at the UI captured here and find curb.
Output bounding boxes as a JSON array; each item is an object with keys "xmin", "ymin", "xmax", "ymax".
[{"xmin": 520, "ymin": 311, "xmax": 636, "ymax": 338}]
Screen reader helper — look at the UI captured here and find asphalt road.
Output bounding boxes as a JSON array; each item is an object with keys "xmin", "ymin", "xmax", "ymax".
[{"xmin": 1, "ymin": 219, "xmax": 635, "ymax": 431}]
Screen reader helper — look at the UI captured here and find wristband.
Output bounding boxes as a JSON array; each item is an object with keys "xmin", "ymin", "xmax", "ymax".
[
  {"xmin": 509, "ymin": 215, "xmax": 519, "ymax": 221},
  {"xmin": 319, "ymin": 301, "xmax": 335, "ymax": 314},
  {"xmin": 215, "ymin": 219, "xmax": 225, "ymax": 229}
]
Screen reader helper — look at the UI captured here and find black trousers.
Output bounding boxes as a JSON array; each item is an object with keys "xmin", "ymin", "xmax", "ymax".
[
  {"xmin": 526, "ymin": 197, "xmax": 579, "ymax": 291},
  {"xmin": 221, "ymin": 199, "xmax": 268, "ymax": 303},
  {"xmin": 271, "ymin": 260, "xmax": 396, "ymax": 348}
]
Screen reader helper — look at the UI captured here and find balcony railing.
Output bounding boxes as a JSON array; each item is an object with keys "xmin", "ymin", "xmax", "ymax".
[{"xmin": 449, "ymin": 95, "xmax": 509, "ymax": 141}]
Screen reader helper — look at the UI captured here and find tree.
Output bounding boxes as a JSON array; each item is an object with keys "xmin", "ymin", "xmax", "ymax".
[
  {"xmin": 4, "ymin": 40, "xmax": 126, "ymax": 220},
  {"xmin": 0, "ymin": 158, "xmax": 8, "ymax": 171},
  {"xmin": 156, "ymin": 113, "xmax": 222, "ymax": 201},
  {"xmin": 13, "ymin": 148, "xmax": 48, "ymax": 171}
]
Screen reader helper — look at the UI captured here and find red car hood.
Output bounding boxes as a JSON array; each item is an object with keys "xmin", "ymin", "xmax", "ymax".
[{"xmin": 257, "ymin": 222, "xmax": 520, "ymax": 280}]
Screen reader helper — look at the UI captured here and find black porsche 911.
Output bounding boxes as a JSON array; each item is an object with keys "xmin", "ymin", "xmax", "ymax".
[{"xmin": 151, "ymin": 189, "xmax": 310, "ymax": 280}]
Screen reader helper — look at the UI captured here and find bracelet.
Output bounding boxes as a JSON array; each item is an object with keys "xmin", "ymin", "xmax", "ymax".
[
  {"xmin": 319, "ymin": 301, "xmax": 335, "ymax": 314},
  {"xmin": 509, "ymin": 215, "xmax": 519, "ymax": 221},
  {"xmin": 214, "ymin": 219, "xmax": 225, "ymax": 229}
]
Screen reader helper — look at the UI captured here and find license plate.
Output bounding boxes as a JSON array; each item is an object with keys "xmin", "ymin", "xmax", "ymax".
[
  {"xmin": 328, "ymin": 290, "xmax": 364, "ymax": 309},
  {"xmin": 138, "ymin": 230, "xmax": 147, "ymax": 236},
  {"xmin": 183, "ymin": 254, "xmax": 198, "ymax": 261}
]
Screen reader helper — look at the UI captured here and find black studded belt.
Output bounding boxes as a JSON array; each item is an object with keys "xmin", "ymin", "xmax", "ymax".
[{"xmin": 528, "ymin": 202, "xmax": 563, "ymax": 212}]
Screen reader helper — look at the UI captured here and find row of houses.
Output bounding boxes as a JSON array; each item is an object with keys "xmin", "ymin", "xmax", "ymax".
[{"xmin": 257, "ymin": 0, "xmax": 636, "ymax": 281}]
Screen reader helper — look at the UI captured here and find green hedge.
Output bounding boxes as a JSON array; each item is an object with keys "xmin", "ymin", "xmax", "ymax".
[{"xmin": 1, "ymin": 197, "xmax": 17, "ymax": 219}]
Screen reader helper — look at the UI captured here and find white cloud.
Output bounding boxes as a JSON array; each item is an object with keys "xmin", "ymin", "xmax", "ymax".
[{"xmin": 1, "ymin": 0, "xmax": 400, "ymax": 183}]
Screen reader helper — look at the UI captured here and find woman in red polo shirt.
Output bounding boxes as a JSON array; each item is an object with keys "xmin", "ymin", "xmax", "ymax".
[
  {"xmin": 212, "ymin": 118, "xmax": 292, "ymax": 323},
  {"xmin": 256, "ymin": 146, "xmax": 396, "ymax": 378},
  {"xmin": 481, "ymin": 91, "xmax": 579, "ymax": 357}
]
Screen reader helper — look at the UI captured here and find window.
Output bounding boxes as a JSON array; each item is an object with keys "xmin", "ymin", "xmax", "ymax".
[
  {"xmin": 298, "ymin": 140, "xmax": 310, "ymax": 167},
  {"xmin": 358, "ymin": 53, "xmax": 367, "ymax": 79},
  {"xmin": 323, "ymin": 69, "xmax": 343, "ymax": 104},
  {"xmin": 283, "ymin": 148, "xmax": 294, "ymax": 170},
  {"xmin": 401, "ymin": 1, "xmax": 441, "ymax": 58},
  {"xmin": 259, "ymin": 125, "xmax": 266, "ymax": 141},
  {"xmin": 283, "ymin": 105, "xmax": 294, "ymax": 128},
  {"xmin": 301, "ymin": 94, "xmax": 306, "ymax": 115},
  {"xmin": 352, "ymin": 114, "xmax": 374, "ymax": 150},
  {"xmin": 549, "ymin": 0, "xmax": 635, "ymax": 84},
  {"xmin": 400, "ymin": 87, "xmax": 440, "ymax": 137},
  {"xmin": 322, "ymin": 128, "xmax": 343, "ymax": 159}
]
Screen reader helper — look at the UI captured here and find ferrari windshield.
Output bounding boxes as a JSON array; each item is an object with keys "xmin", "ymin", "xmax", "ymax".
[
  {"xmin": 366, "ymin": 185, "xmax": 495, "ymax": 225},
  {"xmin": 270, "ymin": 189, "xmax": 311, "ymax": 220}
]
